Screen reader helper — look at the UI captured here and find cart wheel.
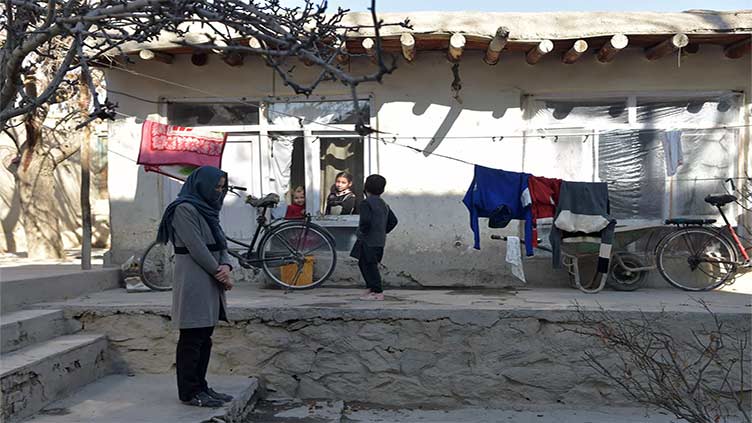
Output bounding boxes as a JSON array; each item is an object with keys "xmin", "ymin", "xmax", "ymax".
[{"xmin": 607, "ymin": 253, "xmax": 648, "ymax": 291}]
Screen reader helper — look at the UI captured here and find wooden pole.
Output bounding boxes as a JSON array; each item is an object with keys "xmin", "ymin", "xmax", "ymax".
[
  {"xmin": 362, "ymin": 38, "xmax": 376, "ymax": 62},
  {"xmin": 400, "ymin": 32, "xmax": 416, "ymax": 62},
  {"xmin": 562, "ymin": 39, "xmax": 588, "ymax": 64},
  {"xmin": 248, "ymin": 37, "xmax": 262, "ymax": 49},
  {"xmin": 645, "ymin": 33, "xmax": 689, "ymax": 60},
  {"xmin": 724, "ymin": 37, "xmax": 751, "ymax": 59},
  {"xmin": 138, "ymin": 49, "xmax": 174, "ymax": 64},
  {"xmin": 526, "ymin": 40, "xmax": 553, "ymax": 65},
  {"xmin": 447, "ymin": 33, "xmax": 466, "ymax": 63},
  {"xmin": 78, "ymin": 74, "xmax": 92, "ymax": 270},
  {"xmin": 484, "ymin": 27, "xmax": 509, "ymax": 65},
  {"xmin": 597, "ymin": 34, "xmax": 628, "ymax": 63}
]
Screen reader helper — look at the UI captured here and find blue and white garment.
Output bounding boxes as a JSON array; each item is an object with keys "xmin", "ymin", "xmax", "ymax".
[{"xmin": 463, "ymin": 165, "xmax": 534, "ymax": 256}]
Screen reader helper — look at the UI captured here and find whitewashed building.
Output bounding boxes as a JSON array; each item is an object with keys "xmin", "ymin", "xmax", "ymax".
[{"xmin": 105, "ymin": 11, "xmax": 751, "ymax": 286}]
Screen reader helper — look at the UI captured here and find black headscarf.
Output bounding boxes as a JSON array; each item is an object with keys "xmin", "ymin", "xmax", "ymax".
[{"xmin": 156, "ymin": 166, "xmax": 228, "ymax": 249}]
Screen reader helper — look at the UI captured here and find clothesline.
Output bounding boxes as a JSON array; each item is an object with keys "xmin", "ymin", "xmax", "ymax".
[
  {"xmin": 379, "ymin": 137, "xmax": 748, "ymax": 185},
  {"xmin": 110, "ymin": 108, "xmax": 745, "ymax": 185},
  {"xmin": 105, "ymin": 62, "xmax": 750, "ymax": 141}
]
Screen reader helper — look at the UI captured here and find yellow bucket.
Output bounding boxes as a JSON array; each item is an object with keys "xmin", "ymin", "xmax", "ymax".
[{"xmin": 280, "ymin": 256, "xmax": 314, "ymax": 286}]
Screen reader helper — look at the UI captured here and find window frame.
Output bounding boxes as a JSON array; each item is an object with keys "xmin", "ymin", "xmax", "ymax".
[{"xmin": 162, "ymin": 94, "xmax": 376, "ymax": 228}]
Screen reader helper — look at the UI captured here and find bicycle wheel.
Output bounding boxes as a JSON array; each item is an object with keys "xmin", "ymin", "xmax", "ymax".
[
  {"xmin": 140, "ymin": 241, "xmax": 175, "ymax": 291},
  {"xmin": 656, "ymin": 227, "xmax": 737, "ymax": 291},
  {"xmin": 259, "ymin": 223, "xmax": 336, "ymax": 289}
]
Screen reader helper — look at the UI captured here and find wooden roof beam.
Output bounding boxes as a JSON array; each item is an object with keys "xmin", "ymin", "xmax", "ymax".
[
  {"xmin": 484, "ymin": 27, "xmax": 509, "ymax": 65},
  {"xmin": 447, "ymin": 33, "xmax": 466, "ymax": 62},
  {"xmin": 724, "ymin": 37, "xmax": 751, "ymax": 59},
  {"xmin": 190, "ymin": 51, "xmax": 208, "ymax": 66},
  {"xmin": 138, "ymin": 49, "xmax": 174, "ymax": 64},
  {"xmin": 597, "ymin": 34, "xmax": 628, "ymax": 63},
  {"xmin": 362, "ymin": 38, "xmax": 376, "ymax": 62},
  {"xmin": 645, "ymin": 33, "xmax": 688, "ymax": 60},
  {"xmin": 400, "ymin": 33, "xmax": 416, "ymax": 62},
  {"xmin": 526, "ymin": 40, "xmax": 553, "ymax": 65},
  {"xmin": 222, "ymin": 52, "xmax": 244, "ymax": 67},
  {"xmin": 562, "ymin": 39, "xmax": 588, "ymax": 64}
]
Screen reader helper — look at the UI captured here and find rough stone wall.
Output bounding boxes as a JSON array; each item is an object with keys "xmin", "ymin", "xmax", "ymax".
[{"xmin": 74, "ymin": 308, "xmax": 750, "ymax": 408}]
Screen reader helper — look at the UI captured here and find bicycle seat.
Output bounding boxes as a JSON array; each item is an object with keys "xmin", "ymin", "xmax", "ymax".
[
  {"xmin": 245, "ymin": 193, "xmax": 280, "ymax": 208},
  {"xmin": 665, "ymin": 217, "xmax": 717, "ymax": 225},
  {"xmin": 704, "ymin": 194, "xmax": 737, "ymax": 207}
]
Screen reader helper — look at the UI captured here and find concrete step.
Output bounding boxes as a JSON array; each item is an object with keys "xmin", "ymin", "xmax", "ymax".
[
  {"xmin": 24, "ymin": 374, "xmax": 261, "ymax": 423},
  {"xmin": 1, "ymin": 309, "xmax": 80, "ymax": 353},
  {"xmin": 1, "ymin": 334, "xmax": 110, "ymax": 423},
  {"xmin": 0, "ymin": 267, "xmax": 120, "ymax": 312}
]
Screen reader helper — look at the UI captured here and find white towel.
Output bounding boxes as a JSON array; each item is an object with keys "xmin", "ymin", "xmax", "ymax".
[{"xmin": 505, "ymin": 236, "xmax": 527, "ymax": 283}]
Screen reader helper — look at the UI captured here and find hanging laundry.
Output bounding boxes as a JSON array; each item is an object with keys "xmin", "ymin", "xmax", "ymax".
[
  {"xmin": 137, "ymin": 120, "xmax": 227, "ymax": 180},
  {"xmin": 505, "ymin": 236, "xmax": 527, "ymax": 283},
  {"xmin": 463, "ymin": 165, "xmax": 533, "ymax": 256},
  {"xmin": 528, "ymin": 175, "xmax": 562, "ymax": 247},
  {"xmin": 549, "ymin": 181, "xmax": 616, "ymax": 277},
  {"xmin": 662, "ymin": 130, "xmax": 684, "ymax": 177}
]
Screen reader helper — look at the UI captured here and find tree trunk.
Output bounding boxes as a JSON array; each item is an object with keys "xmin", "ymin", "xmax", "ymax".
[
  {"xmin": 79, "ymin": 74, "xmax": 92, "ymax": 269},
  {"xmin": 15, "ymin": 77, "xmax": 65, "ymax": 259},
  {"xmin": 17, "ymin": 145, "xmax": 65, "ymax": 259}
]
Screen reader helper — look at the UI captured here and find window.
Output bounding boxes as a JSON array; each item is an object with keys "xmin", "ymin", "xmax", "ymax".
[
  {"xmin": 167, "ymin": 102, "xmax": 259, "ymax": 126},
  {"xmin": 267, "ymin": 100, "xmax": 370, "ymax": 125},
  {"xmin": 319, "ymin": 137, "xmax": 364, "ymax": 215},
  {"xmin": 527, "ymin": 92, "xmax": 742, "ymax": 222}
]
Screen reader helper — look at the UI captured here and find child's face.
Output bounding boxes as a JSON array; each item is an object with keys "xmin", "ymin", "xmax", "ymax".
[
  {"xmin": 292, "ymin": 192, "xmax": 305, "ymax": 206},
  {"xmin": 335, "ymin": 176, "xmax": 352, "ymax": 192}
]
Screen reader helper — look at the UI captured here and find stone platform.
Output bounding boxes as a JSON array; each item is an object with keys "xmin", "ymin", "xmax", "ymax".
[{"xmin": 38, "ymin": 284, "xmax": 752, "ymax": 410}]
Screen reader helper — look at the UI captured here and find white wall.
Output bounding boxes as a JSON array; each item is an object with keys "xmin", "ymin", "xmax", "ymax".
[{"xmin": 106, "ymin": 45, "xmax": 751, "ymax": 285}]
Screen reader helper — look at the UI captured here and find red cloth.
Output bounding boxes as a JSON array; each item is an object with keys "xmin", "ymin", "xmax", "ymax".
[
  {"xmin": 285, "ymin": 203, "xmax": 306, "ymax": 219},
  {"xmin": 528, "ymin": 176, "xmax": 562, "ymax": 247},
  {"xmin": 137, "ymin": 120, "xmax": 227, "ymax": 179},
  {"xmin": 528, "ymin": 176, "xmax": 562, "ymax": 220}
]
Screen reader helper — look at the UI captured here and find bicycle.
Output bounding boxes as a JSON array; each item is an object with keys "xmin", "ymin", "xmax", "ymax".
[
  {"xmin": 655, "ymin": 184, "xmax": 751, "ymax": 291},
  {"xmin": 140, "ymin": 189, "xmax": 337, "ymax": 291}
]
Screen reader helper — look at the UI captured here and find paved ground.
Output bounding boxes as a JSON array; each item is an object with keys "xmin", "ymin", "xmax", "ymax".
[
  {"xmin": 23, "ymin": 374, "xmax": 259, "ymax": 423},
  {"xmin": 39, "ymin": 281, "xmax": 752, "ymax": 317},
  {"xmin": 251, "ymin": 398, "xmax": 690, "ymax": 422},
  {"xmin": 0, "ymin": 249, "xmax": 107, "ymax": 282}
]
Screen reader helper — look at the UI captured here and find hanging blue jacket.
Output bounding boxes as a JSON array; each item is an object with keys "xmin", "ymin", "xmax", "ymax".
[{"xmin": 463, "ymin": 165, "xmax": 534, "ymax": 256}]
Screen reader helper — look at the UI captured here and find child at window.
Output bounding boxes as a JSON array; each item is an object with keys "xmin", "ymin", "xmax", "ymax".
[
  {"xmin": 325, "ymin": 172, "xmax": 358, "ymax": 215},
  {"xmin": 350, "ymin": 174, "xmax": 398, "ymax": 301},
  {"xmin": 284, "ymin": 186, "xmax": 306, "ymax": 219}
]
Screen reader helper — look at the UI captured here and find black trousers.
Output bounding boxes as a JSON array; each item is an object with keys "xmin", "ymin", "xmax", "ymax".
[
  {"xmin": 176, "ymin": 326, "xmax": 214, "ymax": 401},
  {"xmin": 353, "ymin": 243, "xmax": 384, "ymax": 294}
]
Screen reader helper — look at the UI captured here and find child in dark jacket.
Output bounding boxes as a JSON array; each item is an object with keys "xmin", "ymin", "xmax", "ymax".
[
  {"xmin": 325, "ymin": 172, "xmax": 358, "ymax": 215},
  {"xmin": 349, "ymin": 174, "xmax": 398, "ymax": 301}
]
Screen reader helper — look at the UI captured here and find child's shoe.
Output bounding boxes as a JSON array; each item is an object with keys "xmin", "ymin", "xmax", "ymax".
[{"xmin": 361, "ymin": 292, "xmax": 384, "ymax": 301}]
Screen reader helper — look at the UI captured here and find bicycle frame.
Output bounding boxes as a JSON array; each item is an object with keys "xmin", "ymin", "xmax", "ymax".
[
  {"xmin": 225, "ymin": 204, "xmax": 325, "ymax": 269},
  {"xmin": 716, "ymin": 203, "xmax": 751, "ymax": 263}
]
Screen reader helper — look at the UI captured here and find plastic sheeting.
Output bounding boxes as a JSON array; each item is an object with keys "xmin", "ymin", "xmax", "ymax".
[{"xmin": 527, "ymin": 93, "xmax": 742, "ymax": 222}]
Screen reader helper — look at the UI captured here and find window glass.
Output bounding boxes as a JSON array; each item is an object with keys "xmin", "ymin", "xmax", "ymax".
[
  {"xmin": 320, "ymin": 137, "xmax": 363, "ymax": 215},
  {"xmin": 268, "ymin": 100, "xmax": 369, "ymax": 125},
  {"xmin": 598, "ymin": 130, "xmax": 666, "ymax": 220},
  {"xmin": 167, "ymin": 102, "xmax": 260, "ymax": 126}
]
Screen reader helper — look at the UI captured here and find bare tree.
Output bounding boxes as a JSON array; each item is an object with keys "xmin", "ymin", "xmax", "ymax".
[
  {"xmin": 1, "ymin": 0, "xmax": 408, "ymax": 258},
  {"xmin": 570, "ymin": 301, "xmax": 750, "ymax": 423}
]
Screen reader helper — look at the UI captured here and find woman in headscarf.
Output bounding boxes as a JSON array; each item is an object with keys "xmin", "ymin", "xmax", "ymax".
[{"xmin": 156, "ymin": 166, "xmax": 235, "ymax": 408}]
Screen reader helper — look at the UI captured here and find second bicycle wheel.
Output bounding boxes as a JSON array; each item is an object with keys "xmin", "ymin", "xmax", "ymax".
[
  {"xmin": 140, "ymin": 241, "xmax": 175, "ymax": 291},
  {"xmin": 259, "ymin": 223, "xmax": 336, "ymax": 289},
  {"xmin": 656, "ymin": 227, "xmax": 737, "ymax": 291}
]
